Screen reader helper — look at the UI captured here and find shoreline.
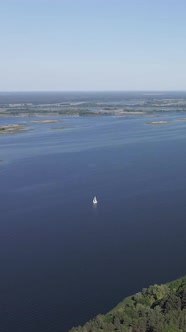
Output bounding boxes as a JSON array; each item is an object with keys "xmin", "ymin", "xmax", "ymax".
[{"xmin": 69, "ymin": 275, "xmax": 186, "ymax": 332}]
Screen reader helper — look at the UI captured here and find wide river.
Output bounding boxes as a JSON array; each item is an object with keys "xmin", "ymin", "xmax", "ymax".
[{"xmin": 1, "ymin": 112, "xmax": 186, "ymax": 332}]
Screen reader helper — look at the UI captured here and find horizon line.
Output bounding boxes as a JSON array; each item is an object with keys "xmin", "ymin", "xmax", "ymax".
[{"xmin": 1, "ymin": 90, "xmax": 186, "ymax": 93}]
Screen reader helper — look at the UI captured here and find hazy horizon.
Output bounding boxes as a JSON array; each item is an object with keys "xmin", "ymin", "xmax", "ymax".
[{"xmin": 1, "ymin": 90, "xmax": 186, "ymax": 93}]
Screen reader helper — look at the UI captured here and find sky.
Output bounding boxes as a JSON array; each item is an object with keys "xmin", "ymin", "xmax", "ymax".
[{"xmin": 0, "ymin": 0, "xmax": 186, "ymax": 91}]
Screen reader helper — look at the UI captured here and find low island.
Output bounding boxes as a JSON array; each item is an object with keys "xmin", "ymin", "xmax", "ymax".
[
  {"xmin": 147, "ymin": 121, "xmax": 170, "ymax": 125},
  {"xmin": 30, "ymin": 119, "xmax": 62, "ymax": 123},
  {"xmin": 70, "ymin": 275, "xmax": 186, "ymax": 332},
  {"xmin": 0, "ymin": 124, "xmax": 27, "ymax": 134}
]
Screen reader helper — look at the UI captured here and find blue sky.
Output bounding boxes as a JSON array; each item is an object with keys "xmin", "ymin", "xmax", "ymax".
[{"xmin": 0, "ymin": 0, "xmax": 186, "ymax": 91}]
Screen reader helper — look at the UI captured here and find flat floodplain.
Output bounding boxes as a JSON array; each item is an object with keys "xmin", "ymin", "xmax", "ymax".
[{"xmin": 1, "ymin": 92, "xmax": 186, "ymax": 332}]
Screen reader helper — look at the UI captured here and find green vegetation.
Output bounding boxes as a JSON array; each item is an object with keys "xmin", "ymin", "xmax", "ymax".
[
  {"xmin": 1, "ymin": 100, "xmax": 186, "ymax": 118},
  {"xmin": 70, "ymin": 276, "xmax": 186, "ymax": 332}
]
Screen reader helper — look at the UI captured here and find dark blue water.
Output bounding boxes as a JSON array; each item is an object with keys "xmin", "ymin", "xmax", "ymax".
[{"xmin": 1, "ymin": 111, "xmax": 186, "ymax": 331}]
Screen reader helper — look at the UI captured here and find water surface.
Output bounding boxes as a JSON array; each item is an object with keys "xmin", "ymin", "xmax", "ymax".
[{"xmin": 1, "ymin": 105, "xmax": 186, "ymax": 331}]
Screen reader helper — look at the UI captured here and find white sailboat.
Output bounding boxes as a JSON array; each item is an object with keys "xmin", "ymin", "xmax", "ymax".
[{"xmin": 93, "ymin": 196, "xmax": 98, "ymax": 204}]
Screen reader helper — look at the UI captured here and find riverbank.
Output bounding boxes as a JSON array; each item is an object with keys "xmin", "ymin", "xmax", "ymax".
[{"xmin": 70, "ymin": 275, "xmax": 186, "ymax": 332}]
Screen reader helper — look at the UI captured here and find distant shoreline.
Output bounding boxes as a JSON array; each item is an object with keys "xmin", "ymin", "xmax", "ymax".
[{"xmin": 1, "ymin": 109, "xmax": 186, "ymax": 118}]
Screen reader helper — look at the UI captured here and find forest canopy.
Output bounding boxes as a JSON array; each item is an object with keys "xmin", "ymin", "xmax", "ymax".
[{"xmin": 70, "ymin": 276, "xmax": 186, "ymax": 332}]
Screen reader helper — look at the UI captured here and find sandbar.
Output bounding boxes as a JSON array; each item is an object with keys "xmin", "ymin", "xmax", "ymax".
[
  {"xmin": 147, "ymin": 121, "xmax": 170, "ymax": 125},
  {"xmin": 0, "ymin": 124, "xmax": 26, "ymax": 134},
  {"xmin": 30, "ymin": 119, "xmax": 62, "ymax": 123}
]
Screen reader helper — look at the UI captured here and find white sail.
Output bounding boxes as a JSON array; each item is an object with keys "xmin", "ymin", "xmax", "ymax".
[{"xmin": 93, "ymin": 196, "xmax": 98, "ymax": 204}]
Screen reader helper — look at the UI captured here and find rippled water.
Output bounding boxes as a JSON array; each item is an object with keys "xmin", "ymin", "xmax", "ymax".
[{"xmin": 1, "ymin": 109, "xmax": 186, "ymax": 331}]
